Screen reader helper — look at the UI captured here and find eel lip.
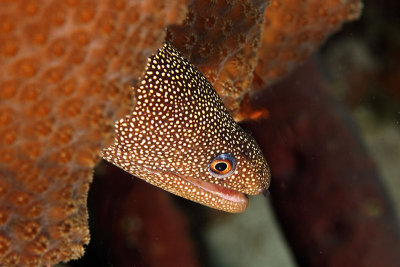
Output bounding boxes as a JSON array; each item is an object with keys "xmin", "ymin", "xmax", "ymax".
[
  {"xmin": 176, "ymin": 173, "xmax": 249, "ymax": 205},
  {"xmin": 139, "ymin": 166, "xmax": 249, "ymax": 212}
]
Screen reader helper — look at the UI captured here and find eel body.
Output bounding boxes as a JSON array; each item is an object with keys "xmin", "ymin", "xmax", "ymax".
[{"xmin": 102, "ymin": 43, "xmax": 270, "ymax": 213}]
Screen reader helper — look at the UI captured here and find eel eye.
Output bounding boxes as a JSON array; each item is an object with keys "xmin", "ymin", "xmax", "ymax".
[{"xmin": 209, "ymin": 153, "xmax": 236, "ymax": 178}]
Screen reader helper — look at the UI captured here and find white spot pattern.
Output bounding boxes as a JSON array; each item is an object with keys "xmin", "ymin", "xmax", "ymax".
[{"xmin": 103, "ymin": 43, "xmax": 270, "ymax": 213}]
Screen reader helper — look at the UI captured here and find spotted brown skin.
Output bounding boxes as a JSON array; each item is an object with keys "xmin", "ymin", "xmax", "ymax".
[{"xmin": 103, "ymin": 43, "xmax": 270, "ymax": 213}]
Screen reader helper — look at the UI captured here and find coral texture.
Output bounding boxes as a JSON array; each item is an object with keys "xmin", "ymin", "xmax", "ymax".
[
  {"xmin": 166, "ymin": 0, "xmax": 269, "ymax": 114},
  {"xmin": 253, "ymin": 0, "xmax": 363, "ymax": 89},
  {"xmin": 0, "ymin": 0, "xmax": 187, "ymax": 265},
  {"xmin": 166, "ymin": 0, "xmax": 362, "ymax": 115}
]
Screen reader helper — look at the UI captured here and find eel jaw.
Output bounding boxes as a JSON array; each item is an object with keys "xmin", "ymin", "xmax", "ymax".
[
  {"xmin": 176, "ymin": 173, "xmax": 249, "ymax": 211},
  {"xmin": 142, "ymin": 166, "xmax": 249, "ymax": 213}
]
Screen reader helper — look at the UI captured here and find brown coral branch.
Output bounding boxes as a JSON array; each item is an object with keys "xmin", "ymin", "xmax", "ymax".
[
  {"xmin": 243, "ymin": 60, "xmax": 400, "ymax": 267},
  {"xmin": 167, "ymin": 0, "xmax": 269, "ymax": 115}
]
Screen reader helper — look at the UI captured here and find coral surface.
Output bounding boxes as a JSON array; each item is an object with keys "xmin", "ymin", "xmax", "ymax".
[
  {"xmin": 0, "ymin": 0, "xmax": 187, "ymax": 265},
  {"xmin": 167, "ymin": 0, "xmax": 362, "ymax": 115},
  {"xmin": 253, "ymin": 0, "xmax": 363, "ymax": 89},
  {"xmin": 167, "ymin": 0, "xmax": 269, "ymax": 114}
]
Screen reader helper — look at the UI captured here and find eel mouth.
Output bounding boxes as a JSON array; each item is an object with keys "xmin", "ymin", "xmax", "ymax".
[
  {"xmin": 177, "ymin": 173, "xmax": 249, "ymax": 205},
  {"xmin": 142, "ymin": 166, "xmax": 249, "ymax": 212}
]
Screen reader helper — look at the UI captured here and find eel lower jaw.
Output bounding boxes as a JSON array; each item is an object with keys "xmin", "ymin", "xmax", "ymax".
[
  {"xmin": 138, "ymin": 166, "xmax": 249, "ymax": 213},
  {"xmin": 175, "ymin": 173, "xmax": 249, "ymax": 211},
  {"xmin": 179, "ymin": 175, "xmax": 249, "ymax": 205}
]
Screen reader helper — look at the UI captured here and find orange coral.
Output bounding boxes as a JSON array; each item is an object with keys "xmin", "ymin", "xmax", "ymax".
[
  {"xmin": 0, "ymin": 0, "xmax": 187, "ymax": 265},
  {"xmin": 165, "ymin": 0, "xmax": 362, "ymax": 117},
  {"xmin": 253, "ymin": 0, "xmax": 363, "ymax": 89},
  {"xmin": 166, "ymin": 0, "xmax": 269, "ymax": 114}
]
